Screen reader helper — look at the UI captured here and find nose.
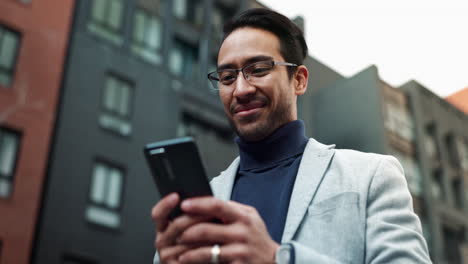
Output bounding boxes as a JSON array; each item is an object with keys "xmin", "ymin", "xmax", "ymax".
[{"xmin": 232, "ymin": 71, "xmax": 256, "ymax": 99}]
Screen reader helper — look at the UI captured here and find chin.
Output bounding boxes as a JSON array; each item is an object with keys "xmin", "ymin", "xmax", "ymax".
[{"xmin": 235, "ymin": 120, "xmax": 273, "ymax": 142}]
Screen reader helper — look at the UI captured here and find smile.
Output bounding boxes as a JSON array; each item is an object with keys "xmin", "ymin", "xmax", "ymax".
[{"xmin": 233, "ymin": 101, "xmax": 266, "ymax": 118}]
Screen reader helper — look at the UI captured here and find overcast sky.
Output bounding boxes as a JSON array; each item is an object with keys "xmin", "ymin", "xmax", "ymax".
[{"xmin": 260, "ymin": 0, "xmax": 467, "ymax": 97}]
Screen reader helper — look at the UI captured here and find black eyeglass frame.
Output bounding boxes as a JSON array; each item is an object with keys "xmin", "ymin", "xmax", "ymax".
[{"xmin": 207, "ymin": 60, "xmax": 298, "ymax": 90}]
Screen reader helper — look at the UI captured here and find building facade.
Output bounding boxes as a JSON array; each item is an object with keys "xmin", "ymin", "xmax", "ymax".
[
  {"xmin": 310, "ymin": 66, "xmax": 468, "ymax": 263},
  {"xmin": 402, "ymin": 81, "xmax": 468, "ymax": 264},
  {"xmin": 0, "ymin": 0, "xmax": 75, "ymax": 263}
]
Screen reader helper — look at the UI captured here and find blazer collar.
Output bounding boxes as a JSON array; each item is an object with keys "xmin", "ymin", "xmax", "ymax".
[
  {"xmin": 211, "ymin": 138, "xmax": 335, "ymax": 242},
  {"xmin": 281, "ymin": 138, "xmax": 335, "ymax": 242},
  {"xmin": 212, "ymin": 157, "xmax": 239, "ymax": 201}
]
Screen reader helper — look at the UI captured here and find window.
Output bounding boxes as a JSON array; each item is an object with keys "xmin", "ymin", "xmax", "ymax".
[
  {"xmin": 88, "ymin": 0, "xmax": 124, "ymax": 45},
  {"xmin": 173, "ymin": 0, "xmax": 204, "ymax": 27},
  {"xmin": 85, "ymin": 161, "xmax": 124, "ymax": 229},
  {"xmin": 443, "ymin": 227, "xmax": 465, "ymax": 264},
  {"xmin": 99, "ymin": 75, "xmax": 134, "ymax": 136},
  {"xmin": 445, "ymin": 133, "xmax": 460, "ymax": 168},
  {"xmin": 0, "ymin": 25, "xmax": 20, "ymax": 87},
  {"xmin": 424, "ymin": 123, "xmax": 440, "ymax": 162},
  {"xmin": 431, "ymin": 169, "xmax": 445, "ymax": 201},
  {"xmin": 384, "ymin": 102, "xmax": 415, "ymax": 141},
  {"xmin": 0, "ymin": 128, "xmax": 20, "ymax": 198},
  {"xmin": 457, "ymin": 137, "xmax": 468, "ymax": 171},
  {"xmin": 452, "ymin": 177, "xmax": 463, "ymax": 209},
  {"xmin": 169, "ymin": 39, "xmax": 198, "ymax": 79},
  {"xmin": 131, "ymin": 9, "xmax": 163, "ymax": 64}
]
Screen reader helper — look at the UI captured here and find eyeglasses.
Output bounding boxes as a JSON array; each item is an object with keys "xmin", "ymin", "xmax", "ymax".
[{"xmin": 207, "ymin": 60, "xmax": 298, "ymax": 91}]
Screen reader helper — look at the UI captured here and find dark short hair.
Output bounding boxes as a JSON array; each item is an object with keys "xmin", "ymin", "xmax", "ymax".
[{"xmin": 223, "ymin": 8, "xmax": 308, "ymax": 78}]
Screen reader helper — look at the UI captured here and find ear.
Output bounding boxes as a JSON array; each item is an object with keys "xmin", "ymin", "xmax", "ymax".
[{"xmin": 293, "ymin": 65, "xmax": 308, "ymax": 96}]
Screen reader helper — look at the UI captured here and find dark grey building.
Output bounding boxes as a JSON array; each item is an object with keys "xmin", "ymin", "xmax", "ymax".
[
  {"xmin": 310, "ymin": 65, "xmax": 468, "ymax": 263},
  {"xmin": 402, "ymin": 80, "xmax": 468, "ymax": 264},
  {"xmin": 33, "ymin": 1, "xmax": 240, "ymax": 263},
  {"xmin": 32, "ymin": 1, "xmax": 345, "ymax": 263}
]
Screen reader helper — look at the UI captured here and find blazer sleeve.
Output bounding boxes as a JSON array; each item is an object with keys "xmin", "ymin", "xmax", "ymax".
[{"xmin": 291, "ymin": 155, "xmax": 431, "ymax": 263}]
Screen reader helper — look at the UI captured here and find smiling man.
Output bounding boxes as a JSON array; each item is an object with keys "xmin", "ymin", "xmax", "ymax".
[{"xmin": 151, "ymin": 8, "xmax": 431, "ymax": 264}]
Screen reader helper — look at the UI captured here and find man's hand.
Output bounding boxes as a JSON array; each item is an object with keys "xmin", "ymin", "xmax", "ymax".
[
  {"xmin": 151, "ymin": 193, "xmax": 211, "ymax": 264},
  {"xmin": 176, "ymin": 197, "xmax": 280, "ymax": 264}
]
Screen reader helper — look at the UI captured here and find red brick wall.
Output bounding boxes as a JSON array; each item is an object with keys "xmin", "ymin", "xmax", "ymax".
[{"xmin": 0, "ymin": 1, "xmax": 75, "ymax": 263}]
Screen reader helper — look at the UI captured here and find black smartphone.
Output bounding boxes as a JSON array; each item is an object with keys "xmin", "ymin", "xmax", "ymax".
[{"xmin": 144, "ymin": 137, "xmax": 213, "ymax": 219}]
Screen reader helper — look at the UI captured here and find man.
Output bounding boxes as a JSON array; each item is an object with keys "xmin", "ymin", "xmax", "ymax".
[{"xmin": 152, "ymin": 8, "xmax": 431, "ymax": 264}]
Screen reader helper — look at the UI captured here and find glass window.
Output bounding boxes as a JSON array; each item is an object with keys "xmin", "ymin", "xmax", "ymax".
[
  {"xmin": 85, "ymin": 161, "xmax": 124, "ymax": 229},
  {"xmin": 173, "ymin": 0, "xmax": 204, "ymax": 27},
  {"xmin": 443, "ymin": 227, "xmax": 464, "ymax": 264},
  {"xmin": 431, "ymin": 169, "xmax": 445, "ymax": 201},
  {"xmin": 169, "ymin": 39, "xmax": 198, "ymax": 79},
  {"xmin": 0, "ymin": 25, "xmax": 21, "ymax": 87},
  {"xmin": 445, "ymin": 133, "xmax": 460, "ymax": 168},
  {"xmin": 99, "ymin": 75, "xmax": 134, "ymax": 136},
  {"xmin": 88, "ymin": 0, "xmax": 124, "ymax": 45},
  {"xmin": 457, "ymin": 137, "xmax": 468, "ymax": 171},
  {"xmin": 384, "ymin": 102, "xmax": 415, "ymax": 142},
  {"xmin": 131, "ymin": 9, "xmax": 162, "ymax": 64},
  {"xmin": 424, "ymin": 123, "xmax": 440, "ymax": 161},
  {"xmin": 0, "ymin": 128, "xmax": 20, "ymax": 198},
  {"xmin": 452, "ymin": 178, "xmax": 463, "ymax": 209}
]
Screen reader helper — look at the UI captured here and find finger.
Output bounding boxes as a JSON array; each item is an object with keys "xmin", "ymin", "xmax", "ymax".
[
  {"xmin": 180, "ymin": 197, "xmax": 253, "ymax": 223},
  {"xmin": 158, "ymin": 244, "xmax": 192, "ymax": 264},
  {"xmin": 158, "ymin": 214, "xmax": 213, "ymax": 248},
  {"xmin": 152, "ymin": 193, "xmax": 180, "ymax": 232},
  {"xmin": 178, "ymin": 243, "xmax": 249, "ymax": 264},
  {"xmin": 178, "ymin": 222, "xmax": 246, "ymax": 245}
]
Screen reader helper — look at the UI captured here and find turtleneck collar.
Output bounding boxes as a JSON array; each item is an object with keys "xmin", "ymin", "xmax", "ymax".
[{"xmin": 235, "ymin": 120, "xmax": 308, "ymax": 170}]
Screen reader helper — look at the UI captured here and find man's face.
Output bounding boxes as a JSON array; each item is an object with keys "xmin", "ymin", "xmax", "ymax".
[{"xmin": 217, "ymin": 27, "xmax": 300, "ymax": 142}]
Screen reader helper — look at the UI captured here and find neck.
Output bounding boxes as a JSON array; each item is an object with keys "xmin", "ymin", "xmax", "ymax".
[{"xmin": 235, "ymin": 120, "xmax": 308, "ymax": 170}]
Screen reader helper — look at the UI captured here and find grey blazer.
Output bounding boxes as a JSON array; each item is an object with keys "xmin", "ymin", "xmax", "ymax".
[
  {"xmin": 210, "ymin": 138, "xmax": 431, "ymax": 263},
  {"xmin": 154, "ymin": 138, "xmax": 431, "ymax": 263}
]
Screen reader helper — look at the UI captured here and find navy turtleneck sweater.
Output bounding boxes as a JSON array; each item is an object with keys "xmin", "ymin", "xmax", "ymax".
[{"xmin": 230, "ymin": 120, "xmax": 308, "ymax": 243}]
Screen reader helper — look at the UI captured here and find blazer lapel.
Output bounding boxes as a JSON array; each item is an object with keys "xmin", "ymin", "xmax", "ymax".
[
  {"xmin": 211, "ymin": 157, "xmax": 239, "ymax": 201},
  {"xmin": 281, "ymin": 139, "xmax": 335, "ymax": 242}
]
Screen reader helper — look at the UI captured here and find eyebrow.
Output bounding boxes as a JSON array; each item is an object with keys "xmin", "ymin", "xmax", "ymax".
[{"xmin": 217, "ymin": 55, "xmax": 274, "ymax": 71}]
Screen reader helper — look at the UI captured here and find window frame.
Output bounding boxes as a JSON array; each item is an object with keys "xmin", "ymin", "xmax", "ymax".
[
  {"xmin": 85, "ymin": 159, "xmax": 126, "ymax": 230},
  {"xmin": 87, "ymin": 0, "xmax": 125, "ymax": 45},
  {"xmin": 169, "ymin": 38, "xmax": 199, "ymax": 80},
  {"xmin": 0, "ymin": 127, "xmax": 21, "ymax": 199},
  {"xmin": 0, "ymin": 24, "xmax": 21, "ymax": 88},
  {"xmin": 172, "ymin": 0, "xmax": 204, "ymax": 28},
  {"xmin": 98, "ymin": 73, "xmax": 135, "ymax": 137},
  {"xmin": 131, "ymin": 7, "xmax": 164, "ymax": 65}
]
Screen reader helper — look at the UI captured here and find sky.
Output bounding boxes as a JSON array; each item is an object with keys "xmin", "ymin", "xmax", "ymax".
[{"xmin": 260, "ymin": 0, "xmax": 467, "ymax": 97}]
